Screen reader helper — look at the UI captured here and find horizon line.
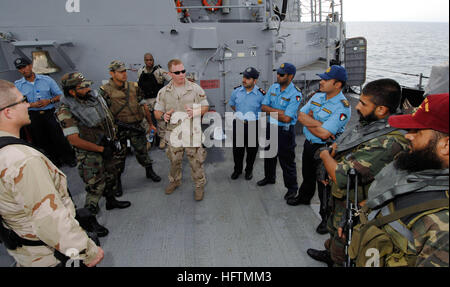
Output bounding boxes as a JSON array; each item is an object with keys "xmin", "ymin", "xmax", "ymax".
[{"xmin": 345, "ymin": 20, "xmax": 449, "ymax": 23}]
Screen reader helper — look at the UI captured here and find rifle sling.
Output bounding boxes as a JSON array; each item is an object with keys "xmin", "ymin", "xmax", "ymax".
[{"xmin": 366, "ymin": 198, "xmax": 448, "ymax": 229}]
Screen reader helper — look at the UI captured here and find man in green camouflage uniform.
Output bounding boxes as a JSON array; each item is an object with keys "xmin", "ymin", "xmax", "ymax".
[
  {"xmin": 307, "ymin": 79, "xmax": 410, "ymax": 266},
  {"xmin": 348, "ymin": 93, "xmax": 448, "ymax": 267},
  {"xmin": 56, "ymin": 73, "xmax": 131, "ymax": 217},
  {"xmin": 99, "ymin": 60, "xmax": 161, "ymax": 197},
  {"xmin": 0, "ymin": 79, "xmax": 103, "ymax": 267}
]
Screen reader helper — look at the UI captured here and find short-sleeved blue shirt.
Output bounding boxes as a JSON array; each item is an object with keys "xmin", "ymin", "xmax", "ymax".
[
  {"xmin": 300, "ymin": 91, "xmax": 351, "ymax": 144},
  {"xmin": 262, "ymin": 82, "xmax": 302, "ymax": 127},
  {"xmin": 229, "ymin": 85, "xmax": 265, "ymax": 121},
  {"xmin": 15, "ymin": 74, "xmax": 63, "ymax": 111}
]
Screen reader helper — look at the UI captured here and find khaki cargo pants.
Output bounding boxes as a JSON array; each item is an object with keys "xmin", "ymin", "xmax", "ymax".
[{"xmin": 166, "ymin": 145, "xmax": 206, "ymax": 189}]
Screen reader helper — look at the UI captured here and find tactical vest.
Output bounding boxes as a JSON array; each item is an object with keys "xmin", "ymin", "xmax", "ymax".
[
  {"xmin": 60, "ymin": 92, "xmax": 116, "ymax": 145},
  {"xmin": 138, "ymin": 66, "xmax": 164, "ymax": 99},
  {"xmin": 101, "ymin": 81, "xmax": 144, "ymax": 123},
  {"xmin": 331, "ymin": 118, "xmax": 407, "ymax": 200},
  {"xmin": 348, "ymin": 166, "xmax": 449, "ymax": 267},
  {"xmin": 336, "ymin": 117, "xmax": 402, "ymax": 153}
]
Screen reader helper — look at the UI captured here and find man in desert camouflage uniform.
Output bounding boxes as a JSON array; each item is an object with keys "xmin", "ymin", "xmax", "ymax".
[
  {"xmin": 99, "ymin": 60, "xmax": 161, "ymax": 197},
  {"xmin": 154, "ymin": 59, "xmax": 209, "ymax": 201},
  {"xmin": 0, "ymin": 79, "xmax": 103, "ymax": 267},
  {"xmin": 350, "ymin": 93, "xmax": 448, "ymax": 267},
  {"xmin": 307, "ymin": 79, "xmax": 410, "ymax": 266},
  {"xmin": 56, "ymin": 72, "xmax": 131, "ymax": 217},
  {"xmin": 137, "ymin": 53, "xmax": 171, "ymax": 149}
]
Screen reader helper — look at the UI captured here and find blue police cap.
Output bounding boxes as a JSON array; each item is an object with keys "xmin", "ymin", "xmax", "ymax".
[
  {"xmin": 317, "ymin": 65, "xmax": 348, "ymax": 82},
  {"xmin": 277, "ymin": 63, "xmax": 296, "ymax": 76},
  {"xmin": 241, "ymin": 67, "xmax": 260, "ymax": 79},
  {"xmin": 14, "ymin": 57, "xmax": 31, "ymax": 69}
]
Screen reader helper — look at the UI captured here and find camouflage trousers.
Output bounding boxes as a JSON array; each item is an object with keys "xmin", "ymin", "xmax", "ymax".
[
  {"xmin": 325, "ymin": 197, "xmax": 348, "ymax": 266},
  {"xmin": 142, "ymin": 98, "xmax": 167, "ymax": 145},
  {"xmin": 166, "ymin": 145, "xmax": 206, "ymax": 188},
  {"xmin": 76, "ymin": 149, "xmax": 119, "ymax": 209},
  {"xmin": 116, "ymin": 123, "xmax": 153, "ymax": 174}
]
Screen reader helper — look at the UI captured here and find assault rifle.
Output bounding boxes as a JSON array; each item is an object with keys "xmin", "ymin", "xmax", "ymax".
[
  {"xmin": 115, "ymin": 120, "xmax": 146, "ymax": 134},
  {"xmin": 343, "ymin": 168, "xmax": 359, "ymax": 267}
]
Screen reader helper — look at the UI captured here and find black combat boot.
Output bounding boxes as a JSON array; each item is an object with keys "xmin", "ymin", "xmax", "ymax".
[
  {"xmin": 316, "ymin": 218, "xmax": 329, "ymax": 235},
  {"xmin": 88, "ymin": 216, "xmax": 109, "ymax": 237},
  {"xmin": 87, "ymin": 204, "xmax": 99, "ymax": 215},
  {"xmin": 105, "ymin": 196, "xmax": 131, "ymax": 210},
  {"xmin": 146, "ymin": 165, "xmax": 161, "ymax": 182},
  {"xmin": 76, "ymin": 207, "xmax": 108, "ymax": 237},
  {"xmin": 307, "ymin": 249, "xmax": 334, "ymax": 267},
  {"xmin": 115, "ymin": 176, "xmax": 123, "ymax": 197}
]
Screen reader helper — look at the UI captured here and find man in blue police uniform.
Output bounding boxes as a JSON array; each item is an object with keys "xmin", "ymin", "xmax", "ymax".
[
  {"xmin": 14, "ymin": 57, "xmax": 76, "ymax": 167},
  {"xmin": 287, "ymin": 65, "xmax": 351, "ymax": 235},
  {"xmin": 229, "ymin": 67, "xmax": 265, "ymax": 180},
  {"xmin": 257, "ymin": 63, "xmax": 302, "ymax": 200}
]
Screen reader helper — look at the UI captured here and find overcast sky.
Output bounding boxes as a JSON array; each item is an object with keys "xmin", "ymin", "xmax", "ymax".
[{"xmin": 343, "ymin": 0, "xmax": 449, "ymax": 22}]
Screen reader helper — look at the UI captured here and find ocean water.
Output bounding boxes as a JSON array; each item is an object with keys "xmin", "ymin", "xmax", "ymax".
[{"xmin": 346, "ymin": 22, "xmax": 449, "ymax": 88}]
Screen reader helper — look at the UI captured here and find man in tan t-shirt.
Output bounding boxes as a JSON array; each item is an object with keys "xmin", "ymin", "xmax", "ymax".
[{"xmin": 154, "ymin": 59, "xmax": 209, "ymax": 201}]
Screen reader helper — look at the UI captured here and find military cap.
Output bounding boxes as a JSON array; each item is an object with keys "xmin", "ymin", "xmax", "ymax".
[
  {"xmin": 317, "ymin": 65, "xmax": 348, "ymax": 82},
  {"xmin": 389, "ymin": 93, "xmax": 449, "ymax": 134},
  {"xmin": 241, "ymin": 67, "xmax": 260, "ymax": 79},
  {"xmin": 61, "ymin": 72, "xmax": 93, "ymax": 88},
  {"xmin": 109, "ymin": 60, "xmax": 127, "ymax": 72},
  {"xmin": 277, "ymin": 63, "xmax": 296, "ymax": 76},
  {"xmin": 14, "ymin": 57, "xmax": 31, "ymax": 69}
]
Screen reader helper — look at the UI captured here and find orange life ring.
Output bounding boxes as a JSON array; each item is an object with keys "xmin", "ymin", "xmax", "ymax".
[
  {"xmin": 202, "ymin": 0, "xmax": 222, "ymax": 12},
  {"xmin": 176, "ymin": 0, "xmax": 182, "ymax": 13}
]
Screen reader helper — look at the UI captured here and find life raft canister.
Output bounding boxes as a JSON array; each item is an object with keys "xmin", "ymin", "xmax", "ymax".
[{"xmin": 202, "ymin": 0, "xmax": 222, "ymax": 12}]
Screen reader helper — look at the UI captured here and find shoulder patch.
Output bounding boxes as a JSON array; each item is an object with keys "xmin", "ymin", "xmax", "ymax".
[
  {"xmin": 234, "ymin": 85, "xmax": 242, "ymax": 90},
  {"xmin": 341, "ymin": 100, "xmax": 350, "ymax": 108},
  {"xmin": 295, "ymin": 85, "xmax": 302, "ymax": 93},
  {"xmin": 258, "ymin": 88, "xmax": 266, "ymax": 95}
]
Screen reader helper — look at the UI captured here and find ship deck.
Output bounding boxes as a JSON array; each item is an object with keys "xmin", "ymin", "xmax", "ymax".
[{"xmin": 0, "ymin": 95, "xmax": 360, "ymax": 267}]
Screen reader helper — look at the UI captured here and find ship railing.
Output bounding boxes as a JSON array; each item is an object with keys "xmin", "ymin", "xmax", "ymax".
[{"xmin": 173, "ymin": 0, "xmax": 344, "ymax": 24}]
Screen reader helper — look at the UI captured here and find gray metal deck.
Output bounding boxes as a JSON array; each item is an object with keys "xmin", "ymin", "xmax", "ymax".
[{"xmin": 0, "ymin": 95, "xmax": 360, "ymax": 267}]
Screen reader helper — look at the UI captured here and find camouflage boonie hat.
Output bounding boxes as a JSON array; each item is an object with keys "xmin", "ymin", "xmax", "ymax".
[
  {"xmin": 61, "ymin": 72, "xmax": 93, "ymax": 88},
  {"xmin": 109, "ymin": 60, "xmax": 127, "ymax": 72}
]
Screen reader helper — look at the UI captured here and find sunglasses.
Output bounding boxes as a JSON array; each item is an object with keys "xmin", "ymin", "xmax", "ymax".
[
  {"xmin": 171, "ymin": 69, "xmax": 186, "ymax": 75},
  {"xmin": 277, "ymin": 73, "xmax": 287, "ymax": 77},
  {"xmin": 0, "ymin": 96, "xmax": 28, "ymax": 111}
]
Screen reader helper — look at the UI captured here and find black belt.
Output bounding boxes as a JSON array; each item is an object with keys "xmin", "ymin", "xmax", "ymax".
[
  {"xmin": 306, "ymin": 139, "xmax": 327, "ymax": 146},
  {"xmin": 29, "ymin": 108, "xmax": 55, "ymax": 115}
]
